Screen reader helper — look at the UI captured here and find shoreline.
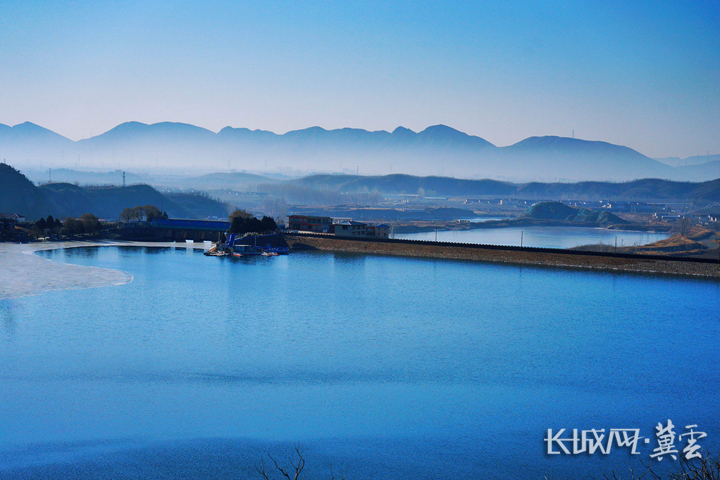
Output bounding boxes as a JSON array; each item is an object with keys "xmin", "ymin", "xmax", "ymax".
[
  {"xmin": 2, "ymin": 234, "xmax": 718, "ymax": 301},
  {"xmin": 0, "ymin": 241, "xmax": 204, "ymax": 300},
  {"xmin": 284, "ymin": 234, "xmax": 720, "ymax": 278},
  {"xmin": 392, "ymin": 219, "xmax": 673, "ymax": 234}
]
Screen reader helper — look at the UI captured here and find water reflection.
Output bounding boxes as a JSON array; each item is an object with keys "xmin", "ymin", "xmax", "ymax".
[
  {"xmin": 142, "ymin": 247, "xmax": 172, "ymax": 255},
  {"xmin": 2, "ymin": 246, "xmax": 718, "ymax": 480},
  {"xmin": 63, "ymin": 247, "xmax": 99, "ymax": 259},
  {"xmin": 35, "ymin": 249, "xmax": 58, "ymax": 260},
  {"xmin": 0, "ymin": 300, "xmax": 17, "ymax": 341},
  {"xmin": 397, "ymin": 226, "xmax": 668, "ymax": 249},
  {"xmin": 332, "ymin": 252, "xmax": 366, "ymax": 266},
  {"xmin": 118, "ymin": 246, "xmax": 139, "ymax": 257}
]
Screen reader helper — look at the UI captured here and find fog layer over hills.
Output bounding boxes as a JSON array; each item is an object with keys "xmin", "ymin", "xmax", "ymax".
[{"xmin": 1, "ymin": 121, "xmax": 718, "ymax": 182}]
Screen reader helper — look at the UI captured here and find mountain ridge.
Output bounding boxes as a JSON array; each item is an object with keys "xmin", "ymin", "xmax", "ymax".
[
  {"xmin": 295, "ymin": 173, "xmax": 720, "ymax": 202},
  {"xmin": 0, "ymin": 121, "xmax": 694, "ymax": 182}
]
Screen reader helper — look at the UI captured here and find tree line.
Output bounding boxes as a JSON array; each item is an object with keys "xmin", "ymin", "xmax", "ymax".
[
  {"xmin": 228, "ymin": 209, "xmax": 277, "ymax": 234},
  {"xmin": 33, "ymin": 213, "xmax": 103, "ymax": 236},
  {"xmin": 119, "ymin": 205, "xmax": 167, "ymax": 222},
  {"xmin": 26, "ymin": 205, "xmax": 277, "ymax": 238}
]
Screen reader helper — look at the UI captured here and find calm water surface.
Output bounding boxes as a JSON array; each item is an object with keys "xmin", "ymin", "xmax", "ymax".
[
  {"xmin": 457, "ymin": 217, "xmax": 506, "ymax": 223},
  {"xmin": 397, "ymin": 226, "xmax": 668, "ymax": 248},
  {"xmin": 0, "ymin": 246, "xmax": 718, "ymax": 479}
]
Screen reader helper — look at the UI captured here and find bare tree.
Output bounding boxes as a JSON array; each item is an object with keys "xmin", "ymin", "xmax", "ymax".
[
  {"xmin": 254, "ymin": 445, "xmax": 347, "ymax": 480},
  {"xmin": 263, "ymin": 197, "xmax": 288, "ymax": 219},
  {"xmin": 131, "ymin": 206, "xmax": 145, "ymax": 221},
  {"xmin": 678, "ymin": 217, "xmax": 693, "ymax": 236},
  {"xmin": 143, "ymin": 204, "xmax": 162, "ymax": 221},
  {"xmin": 255, "ymin": 445, "xmax": 305, "ymax": 480},
  {"xmin": 587, "ymin": 452, "xmax": 720, "ymax": 480},
  {"xmin": 80, "ymin": 213, "xmax": 101, "ymax": 233},
  {"xmin": 230, "ymin": 209, "xmax": 254, "ymax": 221},
  {"xmin": 62, "ymin": 217, "xmax": 83, "ymax": 236},
  {"xmin": 670, "ymin": 451, "xmax": 720, "ymax": 479}
]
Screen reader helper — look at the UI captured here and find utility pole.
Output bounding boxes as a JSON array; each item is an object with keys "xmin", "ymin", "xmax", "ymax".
[{"xmin": 122, "ymin": 171, "xmax": 126, "ymax": 187}]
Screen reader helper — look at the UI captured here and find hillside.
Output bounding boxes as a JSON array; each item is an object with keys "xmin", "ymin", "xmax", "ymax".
[
  {"xmin": 0, "ymin": 163, "xmax": 53, "ymax": 219},
  {"xmin": 166, "ymin": 192, "xmax": 230, "ymax": 218},
  {"xmin": 38, "ymin": 184, "xmax": 230, "ymax": 220},
  {"xmin": 519, "ymin": 202, "xmax": 627, "ymax": 226},
  {"xmin": 295, "ymin": 174, "xmax": 518, "ymax": 196},
  {"xmin": 501, "ymin": 136, "xmax": 671, "ymax": 181},
  {"xmin": 293, "ymin": 174, "xmax": 720, "ymax": 202},
  {"xmin": 288, "ymin": 206, "xmax": 477, "ymax": 222},
  {"xmin": 178, "ymin": 172, "xmax": 277, "ymax": 190},
  {"xmin": 38, "ymin": 183, "xmax": 192, "ymax": 219},
  {"xmin": 516, "ymin": 178, "xmax": 720, "ymax": 202},
  {"xmin": 0, "ymin": 164, "xmax": 230, "ymax": 221},
  {"xmin": 0, "ymin": 121, "xmax": 693, "ymax": 182},
  {"xmin": 675, "ymin": 161, "xmax": 720, "ymax": 182},
  {"xmin": 24, "ymin": 168, "xmax": 144, "ymax": 186},
  {"xmin": 656, "ymin": 154, "xmax": 720, "ymax": 168}
]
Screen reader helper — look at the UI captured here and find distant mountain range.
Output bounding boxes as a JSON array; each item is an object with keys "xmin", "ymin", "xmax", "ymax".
[
  {"xmin": 295, "ymin": 174, "xmax": 720, "ymax": 203},
  {"xmin": 5, "ymin": 161, "xmax": 720, "ymax": 221},
  {"xmin": 655, "ymin": 154, "xmax": 720, "ymax": 168},
  {"xmin": 2, "ymin": 121, "xmax": 717, "ymax": 182}
]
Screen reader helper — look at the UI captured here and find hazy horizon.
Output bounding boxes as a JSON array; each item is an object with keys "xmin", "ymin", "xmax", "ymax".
[
  {"xmin": 3, "ymin": 118, "xmax": 699, "ymax": 153},
  {"xmin": 1, "ymin": 119, "xmax": 719, "ymax": 161},
  {"xmin": 1, "ymin": 1, "xmax": 719, "ymax": 160},
  {"xmin": 0, "ymin": 120, "xmax": 696, "ymax": 183}
]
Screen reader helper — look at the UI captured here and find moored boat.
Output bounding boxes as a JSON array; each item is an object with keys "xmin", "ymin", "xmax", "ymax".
[{"xmin": 206, "ymin": 234, "xmax": 289, "ymax": 258}]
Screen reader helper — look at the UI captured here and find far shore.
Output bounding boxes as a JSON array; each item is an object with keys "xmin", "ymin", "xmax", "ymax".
[
  {"xmin": 2, "ymin": 233, "xmax": 718, "ymax": 301},
  {"xmin": 392, "ymin": 218, "xmax": 673, "ymax": 234},
  {"xmin": 284, "ymin": 234, "xmax": 720, "ymax": 278}
]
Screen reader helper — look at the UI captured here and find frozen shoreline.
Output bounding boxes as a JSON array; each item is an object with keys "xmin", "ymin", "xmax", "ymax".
[
  {"xmin": 0, "ymin": 241, "xmax": 202, "ymax": 299},
  {"xmin": 3, "ymin": 236, "xmax": 718, "ymax": 301}
]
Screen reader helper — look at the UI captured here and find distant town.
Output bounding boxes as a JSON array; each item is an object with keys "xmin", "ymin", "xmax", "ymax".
[{"xmin": 2, "ymin": 161, "xmax": 720, "ymax": 260}]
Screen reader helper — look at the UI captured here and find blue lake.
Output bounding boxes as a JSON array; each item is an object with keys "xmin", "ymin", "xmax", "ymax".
[
  {"xmin": 0, "ymin": 246, "xmax": 718, "ymax": 479},
  {"xmin": 397, "ymin": 226, "xmax": 668, "ymax": 248}
]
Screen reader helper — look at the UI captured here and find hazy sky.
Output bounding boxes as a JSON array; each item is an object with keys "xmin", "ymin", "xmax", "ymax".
[{"xmin": 1, "ymin": 1, "xmax": 718, "ymax": 158}]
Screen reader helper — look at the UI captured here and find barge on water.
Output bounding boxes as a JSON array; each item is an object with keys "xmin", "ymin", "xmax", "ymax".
[{"xmin": 205, "ymin": 233, "xmax": 289, "ymax": 258}]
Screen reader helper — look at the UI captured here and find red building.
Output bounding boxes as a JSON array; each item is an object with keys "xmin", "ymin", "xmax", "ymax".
[{"xmin": 288, "ymin": 215, "xmax": 333, "ymax": 233}]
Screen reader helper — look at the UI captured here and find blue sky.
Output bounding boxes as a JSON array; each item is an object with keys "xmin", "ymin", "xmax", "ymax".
[{"xmin": 1, "ymin": 0, "xmax": 718, "ymax": 158}]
